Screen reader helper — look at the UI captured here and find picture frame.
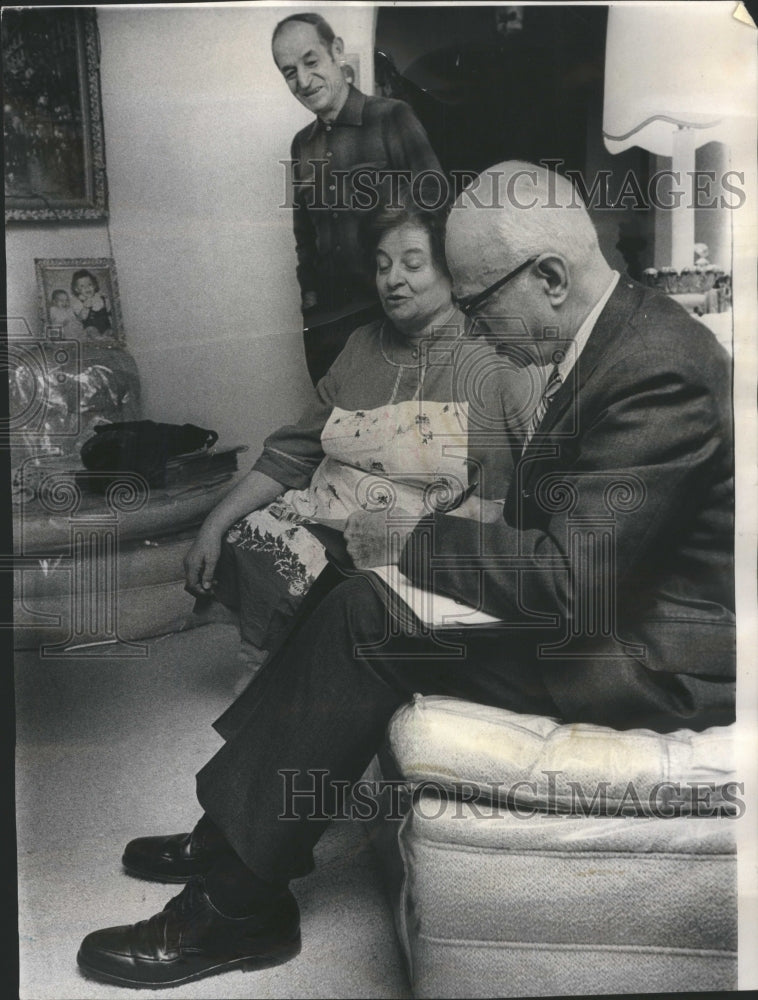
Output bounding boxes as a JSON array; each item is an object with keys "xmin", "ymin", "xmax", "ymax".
[
  {"xmin": 4, "ymin": 7, "xmax": 108, "ymax": 222},
  {"xmin": 341, "ymin": 53, "xmax": 361, "ymax": 90},
  {"xmin": 35, "ymin": 258, "xmax": 124, "ymax": 345}
]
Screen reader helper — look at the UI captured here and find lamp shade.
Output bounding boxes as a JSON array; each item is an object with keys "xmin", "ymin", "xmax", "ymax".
[{"xmin": 603, "ymin": 3, "xmax": 756, "ymax": 156}]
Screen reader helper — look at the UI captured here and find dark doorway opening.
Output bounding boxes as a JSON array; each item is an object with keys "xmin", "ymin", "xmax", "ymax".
[
  {"xmin": 375, "ymin": 5, "xmax": 653, "ymax": 277},
  {"xmin": 376, "ymin": 5, "xmax": 609, "ymax": 180}
]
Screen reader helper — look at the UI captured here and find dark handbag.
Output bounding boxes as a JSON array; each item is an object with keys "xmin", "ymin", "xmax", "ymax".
[{"xmin": 78, "ymin": 420, "xmax": 218, "ymax": 492}]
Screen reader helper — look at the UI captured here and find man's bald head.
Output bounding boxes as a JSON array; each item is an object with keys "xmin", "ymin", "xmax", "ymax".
[
  {"xmin": 445, "ymin": 162, "xmax": 612, "ymax": 360},
  {"xmin": 447, "ymin": 161, "xmax": 602, "ymax": 284}
]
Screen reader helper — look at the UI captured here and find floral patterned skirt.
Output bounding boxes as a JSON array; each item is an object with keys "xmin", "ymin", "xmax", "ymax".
[{"xmin": 211, "ymin": 496, "xmax": 329, "ymax": 651}]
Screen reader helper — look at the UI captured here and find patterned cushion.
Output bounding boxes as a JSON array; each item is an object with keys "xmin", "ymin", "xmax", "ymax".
[{"xmin": 387, "ymin": 694, "xmax": 737, "ymax": 816}]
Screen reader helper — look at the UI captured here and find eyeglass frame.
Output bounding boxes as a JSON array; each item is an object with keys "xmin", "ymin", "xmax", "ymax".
[{"xmin": 452, "ymin": 255, "xmax": 539, "ymax": 318}]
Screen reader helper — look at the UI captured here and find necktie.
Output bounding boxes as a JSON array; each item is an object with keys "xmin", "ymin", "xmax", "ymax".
[{"xmin": 522, "ymin": 366, "xmax": 563, "ymax": 453}]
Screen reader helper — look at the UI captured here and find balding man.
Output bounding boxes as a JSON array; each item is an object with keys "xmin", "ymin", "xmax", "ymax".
[
  {"xmin": 78, "ymin": 162, "xmax": 734, "ymax": 989},
  {"xmin": 272, "ymin": 12, "xmax": 442, "ymax": 384}
]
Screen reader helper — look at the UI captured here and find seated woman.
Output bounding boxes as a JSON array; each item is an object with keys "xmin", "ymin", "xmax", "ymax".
[{"xmin": 184, "ymin": 202, "xmax": 532, "ymax": 666}]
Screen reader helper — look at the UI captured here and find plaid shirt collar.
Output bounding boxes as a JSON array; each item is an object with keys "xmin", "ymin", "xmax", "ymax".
[{"xmin": 306, "ymin": 86, "xmax": 366, "ymax": 140}]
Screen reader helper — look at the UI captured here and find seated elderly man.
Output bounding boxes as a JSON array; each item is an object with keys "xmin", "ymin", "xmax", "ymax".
[{"xmin": 77, "ymin": 161, "xmax": 734, "ymax": 989}]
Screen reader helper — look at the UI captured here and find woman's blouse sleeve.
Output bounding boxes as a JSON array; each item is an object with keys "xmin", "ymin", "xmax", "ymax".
[{"xmin": 251, "ymin": 366, "xmax": 339, "ymax": 490}]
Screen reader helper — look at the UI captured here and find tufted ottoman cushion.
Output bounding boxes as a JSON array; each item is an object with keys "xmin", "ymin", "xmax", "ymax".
[
  {"xmin": 387, "ymin": 694, "xmax": 738, "ymax": 815},
  {"xmin": 371, "ymin": 695, "xmax": 737, "ymax": 998}
]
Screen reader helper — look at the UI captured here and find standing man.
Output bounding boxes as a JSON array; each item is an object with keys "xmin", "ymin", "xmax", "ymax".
[
  {"xmin": 272, "ymin": 13, "xmax": 443, "ymax": 384},
  {"xmin": 77, "ymin": 162, "xmax": 734, "ymax": 989}
]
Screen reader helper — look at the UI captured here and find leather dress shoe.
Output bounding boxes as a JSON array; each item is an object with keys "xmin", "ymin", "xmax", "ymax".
[
  {"xmin": 77, "ymin": 876, "xmax": 301, "ymax": 988},
  {"xmin": 122, "ymin": 826, "xmax": 223, "ymax": 883}
]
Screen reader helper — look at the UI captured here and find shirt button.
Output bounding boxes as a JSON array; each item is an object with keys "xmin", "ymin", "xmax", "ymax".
[
  {"xmin": 328, "ymin": 183, "xmax": 335, "ymax": 191},
  {"xmin": 325, "ymin": 125, "xmax": 332, "ymax": 132},
  {"xmin": 412, "ymin": 350, "xmax": 418, "ymax": 358},
  {"xmin": 332, "ymin": 211, "xmax": 339, "ymax": 219},
  {"xmin": 326, "ymin": 150, "xmax": 333, "ymax": 157}
]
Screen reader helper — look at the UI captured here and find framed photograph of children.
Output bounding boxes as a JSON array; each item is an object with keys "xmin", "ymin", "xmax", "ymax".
[
  {"xmin": 35, "ymin": 257, "xmax": 124, "ymax": 345},
  {"xmin": 4, "ymin": 7, "xmax": 108, "ymax": 222}
]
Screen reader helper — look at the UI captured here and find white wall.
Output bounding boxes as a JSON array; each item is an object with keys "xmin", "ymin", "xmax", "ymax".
[{"xmin": 6, "ymin": 4, "xmax": 376, "ymax": 456}]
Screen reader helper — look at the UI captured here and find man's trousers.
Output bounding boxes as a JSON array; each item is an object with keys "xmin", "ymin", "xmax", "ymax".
[{"xmin": 195, "ymin": 569, "xmax": 724, "ymax": 884}]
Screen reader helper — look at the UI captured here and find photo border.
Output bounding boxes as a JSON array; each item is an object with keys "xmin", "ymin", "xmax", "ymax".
[{"xmin": 34, "ymin": 256, "xmax": 125, "ymax": 345}]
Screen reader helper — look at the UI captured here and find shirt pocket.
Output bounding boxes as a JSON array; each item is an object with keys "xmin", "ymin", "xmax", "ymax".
[{"xmin": 346, "ymin": 161, "xmax": 390, "ymax": 201}]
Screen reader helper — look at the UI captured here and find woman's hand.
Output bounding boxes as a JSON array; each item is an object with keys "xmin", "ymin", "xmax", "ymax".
[
  {"xmin": 181, "ymin": 470, "xmax": 284, "ymax": 596},
  {"xmin": 184, "ymin": 528, "xmax": 222, "ymax": 597}
]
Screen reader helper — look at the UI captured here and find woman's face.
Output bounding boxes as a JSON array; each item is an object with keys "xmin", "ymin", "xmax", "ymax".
[{"xmin": 375, "ymin": 222, "xmax": 451, "ymax": 334}]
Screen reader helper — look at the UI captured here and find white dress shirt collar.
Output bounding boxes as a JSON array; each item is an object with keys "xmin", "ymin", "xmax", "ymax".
[{"xmin": 555, "ymin": 270, "xmax": 620, "ymax": 382}]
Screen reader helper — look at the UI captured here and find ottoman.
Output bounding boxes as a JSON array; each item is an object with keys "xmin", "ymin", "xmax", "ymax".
[
  {"xmin": 369, "ymin": 695, "xmax": 738, "ymax": 998},
  {"xmin": 10, "ymin": 337, "xmax": 245, "ymax": 650}
]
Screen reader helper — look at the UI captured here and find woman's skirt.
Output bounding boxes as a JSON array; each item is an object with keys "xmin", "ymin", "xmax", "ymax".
[{"xmin": 211, "ymin": 497, "xmax": 329, "ymax": 652}]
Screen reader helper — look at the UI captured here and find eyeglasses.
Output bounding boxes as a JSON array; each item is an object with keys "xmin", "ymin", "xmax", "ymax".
[{"xmin": 452, "ymin": 255, "xmax": 539, "ymax": 318}]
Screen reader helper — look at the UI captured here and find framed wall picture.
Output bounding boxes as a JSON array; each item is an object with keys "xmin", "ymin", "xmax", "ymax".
[
  {"xmin": 3, "ymin": 8, "xmax": 108, "ymax": 222},
  {"xmin": 35, "ymin": 258, "xmax": 124, "ymax": 344}
]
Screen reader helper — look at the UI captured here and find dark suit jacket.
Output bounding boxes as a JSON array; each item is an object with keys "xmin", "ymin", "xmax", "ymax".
[{"xmin": 400, "ymin": 278, "xmax": 735, "ymax": 726}]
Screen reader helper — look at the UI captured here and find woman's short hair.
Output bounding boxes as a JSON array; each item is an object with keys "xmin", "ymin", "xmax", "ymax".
[
  {"xmin": 70, "ymin": 269, "xmax": 99, "ymax": 294},
  {"xmin": 360, "ymin": 202, "xmax": 451, "ymax": 277}
]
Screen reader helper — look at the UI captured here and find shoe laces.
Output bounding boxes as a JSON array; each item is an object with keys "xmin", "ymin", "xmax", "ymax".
[
  {"xmin": 131, "ymin": 881, "xmax": 206, "ymax": 956},
  {"xmin": 163, "ymin": 876, "xmax": 207, "ymax": 921}
]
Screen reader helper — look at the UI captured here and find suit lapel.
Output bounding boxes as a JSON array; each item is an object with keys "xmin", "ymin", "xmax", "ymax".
[
  {"xmin": 517, "ymin": 280, "xmax": 643, "ymax": 490},
  {"xmin": 528, "ymin": 280, "xmax": 641, "ymax": 442}
]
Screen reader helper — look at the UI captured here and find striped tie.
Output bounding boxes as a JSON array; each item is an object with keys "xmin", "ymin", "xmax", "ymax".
[{"xmin": 522, "ymin": 366, "xmax": 562, "ymax": 453}]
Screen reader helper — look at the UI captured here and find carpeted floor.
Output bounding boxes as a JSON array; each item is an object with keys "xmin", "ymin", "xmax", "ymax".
[{"xmin": 15, "ymin": 624, "xmax": 412, "ymax": 999}]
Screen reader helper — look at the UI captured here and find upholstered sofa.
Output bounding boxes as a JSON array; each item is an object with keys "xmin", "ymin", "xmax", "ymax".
[
  {"xmin": 10, "ymin": 338, "xmax": 242, "ymax": 651},
  {"xmin": 369, "ymin": 695, "xmax": 737, "ymax": 998}
]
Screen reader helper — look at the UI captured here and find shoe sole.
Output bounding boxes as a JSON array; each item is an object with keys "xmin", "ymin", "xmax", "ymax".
[
  {"xmin": 121, "ymin": 856, "xmax": 212, "ymax": 884},
  {"xmin": 76, "ymin": 932, "xmax": 301, "ymax": 989}
]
